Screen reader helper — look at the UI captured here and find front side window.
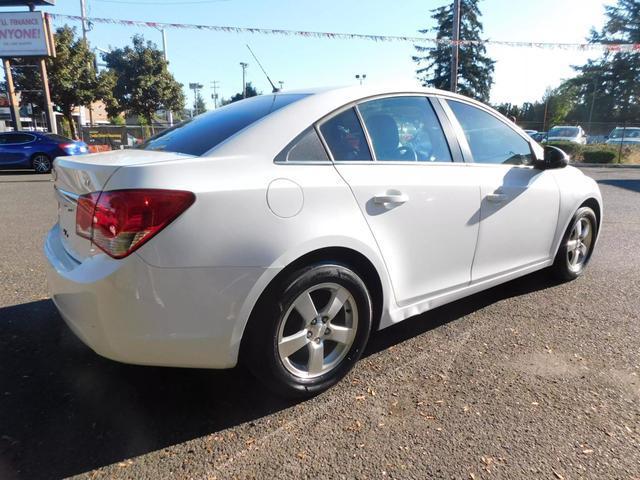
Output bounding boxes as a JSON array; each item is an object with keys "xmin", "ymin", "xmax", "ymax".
[
  {"xmin": 358, "ymin": 96, "xmax": 452, "ymax": 162},
  {"xmin": 448, "ymin": 100, "xmax": 533, "ymax": 165},
  {"xmin": 141, "ymin": 93, "xmax": 309, "ymax": 156},
  {"xmin": 319, "ymin": 108, "xmax": 372, "ymax": 161}
]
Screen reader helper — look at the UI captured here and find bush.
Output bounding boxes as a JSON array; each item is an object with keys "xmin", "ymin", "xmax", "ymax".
[
  {"xmin": 547, "ymin": 141, "xmax": 584, "ymax": 160},
  {"xmin": 582, "ymin": 149, "xmax": 618, "ymax": 164}
]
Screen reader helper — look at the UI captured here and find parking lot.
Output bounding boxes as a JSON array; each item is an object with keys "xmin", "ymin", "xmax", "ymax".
[{"xmin": 0, "ymin": 167, "xmax": 638, "ymax": 480}]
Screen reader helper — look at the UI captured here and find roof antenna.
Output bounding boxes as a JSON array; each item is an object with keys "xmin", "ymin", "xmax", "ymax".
[{"xmin": 246, "ymin": 44, "xmax": 279, "ymax": 93}]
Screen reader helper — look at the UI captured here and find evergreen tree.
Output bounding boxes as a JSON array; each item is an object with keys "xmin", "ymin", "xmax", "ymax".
[
  {"xmin": 572, "ymin": 0, "xmax": 640, "ymax": 124},
  {"xmin": 224, "ymin": 82, "xmax": 260, "ymax": 105},
  {"xmin": 413, "ymin": 0, "xmax": 495, "ymax": 102}
]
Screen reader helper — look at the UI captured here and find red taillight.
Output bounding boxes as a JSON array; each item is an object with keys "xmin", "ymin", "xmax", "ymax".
[{"xmin": 75, "ymin": 189, "xmax": 195, "ymax": 259}]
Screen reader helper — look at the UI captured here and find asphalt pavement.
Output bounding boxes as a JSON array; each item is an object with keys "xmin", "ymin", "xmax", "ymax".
[{"xmin": 0, "ymin": 167, "xmax": 638, "ymax": 480}]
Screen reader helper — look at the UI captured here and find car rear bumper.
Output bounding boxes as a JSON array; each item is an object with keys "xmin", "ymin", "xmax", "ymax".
[{"xmin": 44, "ymin": 225, "xmax": 268, "ymax": 369}]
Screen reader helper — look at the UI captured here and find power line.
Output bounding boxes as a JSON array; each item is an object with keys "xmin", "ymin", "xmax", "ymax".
[
  {"xmin": 48, "ymin": 13, "xmax": 640, "ymax": 51},
  {"xmin": 93, "ymin": 0, "xmax": 231, "ymax": 4}
]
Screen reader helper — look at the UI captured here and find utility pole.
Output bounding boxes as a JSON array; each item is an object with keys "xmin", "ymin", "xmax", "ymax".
[
  {"xmin": 3, "ymin": 59, "xmax": 21, "ymax": 131},
  {"xmin": 210, "ymin": 80, "xmax": 220, "ymax": 108},
  {"xmin": 158, "ymin": 28, "xmax": 173, "ymax": 125},
  {"xmin": 278, "ymin": 81, "xmax": 284, "ymax": 91},
  {"xmin": 80, "ymin": 0, "xmax": 94, "ymax": 128},
  {"xmin": 587, "ymin": 76, "xmax": 597, "ymax": 134},
  {"xmin": 38, "ymin": 58, "xmax": 57, "ymax": 134},
  {"xmin": 450, "ymin": 0, "xmax": 461, "ymax": 93},
  {"xmin": 240, "ymin": 62, "xmax": 248, "ymax": 98}
]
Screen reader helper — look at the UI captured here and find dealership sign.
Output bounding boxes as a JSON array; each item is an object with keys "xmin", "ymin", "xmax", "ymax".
[{"xmin": 0, "ymin": 11, "xmax": 53, "ymax": 57}]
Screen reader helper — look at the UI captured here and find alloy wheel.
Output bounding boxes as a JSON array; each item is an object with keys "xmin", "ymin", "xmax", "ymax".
[
  {"xmin": 566, "ymin": 216, "xmax": 594, "ymax": 272},
  {"xmin": 32, "ymin": 155, "xmax": 51, "ymax": 173},
  {"xmin": 277, "ymin": 282, "xmax": 358, "ymax": 379}
]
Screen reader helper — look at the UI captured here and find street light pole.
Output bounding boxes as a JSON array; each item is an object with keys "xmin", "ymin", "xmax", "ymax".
[
  {"xmin": 450, "ymin": 0, "xmax": 461, "ymax": 93},
  {"xmin": 240, "ymin": 62, "xmax": 248, "ymax": 98},
  {"xmin": 355, "ymin": 74, "xmax": 367, "ymax": 85},
  {"xmin": 211, "ymin": 80, "xmax": 220, "ymax": 108}
]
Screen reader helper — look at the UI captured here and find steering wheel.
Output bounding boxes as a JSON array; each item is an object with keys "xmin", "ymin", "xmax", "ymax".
[{"xmin": 398, "ymin": 145, "xmax": 418, "ymax": 161}]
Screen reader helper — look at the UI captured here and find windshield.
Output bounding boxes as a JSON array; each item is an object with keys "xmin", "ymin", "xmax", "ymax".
[
  {"xmin": 548, "ymin": 127, "xmax": 579, "ymax": 137},
  {"xmin": 610, "ymin": 128, "xmax": 640, "ymax": 139},
  {"xmin": 141, "ymin": 93, "xmax": 309, "ymax": 156}
]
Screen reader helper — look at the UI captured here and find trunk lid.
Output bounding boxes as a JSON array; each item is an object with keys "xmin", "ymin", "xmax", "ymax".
[{"xmin": 53, "ymin": 149, "xmax": 192, "ymax": 261}]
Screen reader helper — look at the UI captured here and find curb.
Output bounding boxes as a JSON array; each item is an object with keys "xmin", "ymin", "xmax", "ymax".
[{"xmin": 574, "ymin": 163, "xmax": 640, "ymax": 169}]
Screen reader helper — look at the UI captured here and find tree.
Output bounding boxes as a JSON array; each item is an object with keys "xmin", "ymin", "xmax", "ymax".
[
  {"xmin": 193, "ymin": 91, "xmax": 207, "ymax": 115},
  {"xmin": 223, "ymin": 82, "xmax": 260, "ymax": 105},
  {"xmin": 413, "ymin": 0, "xmax": 495, "ymax": 102},
  {"xmin": 12, "ymin": 26, "xmax": 99, "ymax": 138},
  {"xmin": 571, "ymin": 0, "xmax": 640, "ymax": 125},
  {"xmin": 102, "ymin": 35, "xmax": 185, "ymax": 128}
]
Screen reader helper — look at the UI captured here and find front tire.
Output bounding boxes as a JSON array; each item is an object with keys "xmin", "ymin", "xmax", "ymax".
[
  {"xmin": 243, "ymin": 262, "xmax": 372, "ymax": 398},
  {"xmin": 552, "ymin": 206, "xmax": 597, "ymax": 281},
  {"xmin": 31, "ymin": 153, "xmax": 52, "ymax": 174}
]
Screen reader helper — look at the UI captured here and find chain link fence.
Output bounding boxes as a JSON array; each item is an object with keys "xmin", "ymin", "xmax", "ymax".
[{"xmin": 516, "ymin": 121, "xmax": 640, "ymax": 144}]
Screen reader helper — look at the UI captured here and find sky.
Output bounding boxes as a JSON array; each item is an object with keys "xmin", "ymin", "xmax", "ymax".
[{"xmin": 3, "ymin": 0, "xmax": 612, "ymax": 109}]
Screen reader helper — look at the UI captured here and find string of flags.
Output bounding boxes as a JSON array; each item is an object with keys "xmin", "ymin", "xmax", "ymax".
[{"xmin": 48, "ymin": 13, "xmax": 640, "ymax": 52}]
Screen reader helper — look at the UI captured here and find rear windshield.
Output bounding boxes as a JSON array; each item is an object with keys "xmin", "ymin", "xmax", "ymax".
[{"xmin": 141, "ymin": 93, "xmax": 309, "ymax": 156}]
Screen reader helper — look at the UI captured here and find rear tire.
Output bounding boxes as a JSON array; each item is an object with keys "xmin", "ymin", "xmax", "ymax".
[
  {"xmin": 243, "ymin": 262, "xmax": 372, "ymax": 398},
  {"xmin": 552, "ymin": 206, "xmax": 597, "ymax": 281},
  {"xmin": 31, "ymin": 153, "xmax": 52, "ymax": 174}
]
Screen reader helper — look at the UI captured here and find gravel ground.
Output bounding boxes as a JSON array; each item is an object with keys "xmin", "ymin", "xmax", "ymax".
[{"xmin": 0, "ymin": 167, "xmax": 638, "ymax": 480}]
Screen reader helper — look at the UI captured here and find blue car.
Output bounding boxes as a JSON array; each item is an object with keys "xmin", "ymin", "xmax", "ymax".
[{"xmin": 0, "ymin": 131, "xmax": 88, "ymax": 174}]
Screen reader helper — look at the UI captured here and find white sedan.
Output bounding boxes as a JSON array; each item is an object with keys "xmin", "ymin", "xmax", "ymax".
[{"xmin": 45, "ymin": 86, "xmax": 602, "ymax": 397}]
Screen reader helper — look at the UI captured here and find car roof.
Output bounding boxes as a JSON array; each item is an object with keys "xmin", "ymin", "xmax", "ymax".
[{"xmin": 210, "ymin": 84, "xmax": 493, "ymax": 158}]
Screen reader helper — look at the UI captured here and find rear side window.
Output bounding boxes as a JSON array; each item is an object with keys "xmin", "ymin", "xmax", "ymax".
[
  {"xmin": 142, "ymin": 94, "xmax": 309, "ymax": 156},
  {"xmin": 319, "ymin": 108, "xmax": 372, "ymax": 161},
  {"xmin": 358, "ymin": 96, "xmax": 452, "ymax": 162},
  {"xmin": 6, "ymin": 133, "xmax": 35, "ymax": 144},
  {"xmin": 447, "ymin": 100, "xmax": 533, "ymax": 165},
  {"xmin": 276, "ymin": 128, "xmax": 329, "ymax": 162},
  {"xmin": 45, "ymin": 134, "xmax": 74, "ymax": 143}
]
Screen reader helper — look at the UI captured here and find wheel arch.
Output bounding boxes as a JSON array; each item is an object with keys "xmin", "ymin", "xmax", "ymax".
[
  {"xmin": 30, "ymin": 152, "xmax": 52, "ymax": 171},
  {"xmin": 580, "ymin": 197, "xmax": 601, "ymax": 230},
  {"xmin": 237, "ymin": 246, "xmax": 386, "ymax": 365},
  {"xmin": 552, "ymin": 195, "xmax": 603, "ymax": 258}
]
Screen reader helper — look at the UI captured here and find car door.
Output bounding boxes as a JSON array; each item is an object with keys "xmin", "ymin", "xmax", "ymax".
[
  {"xmin": 0, "ymin": 133, "xmax": 10, "ymax": 165},
  {"xmin": 1, "ymin": 133, "xmax": 36, "ymax": 166},
  {"xmin": 321, "ymin": 96, "xmax": 481, "ymax": 306},
  {"xmin": 442, "ymin": 99, "xmax": 560, "ymax": 282}
]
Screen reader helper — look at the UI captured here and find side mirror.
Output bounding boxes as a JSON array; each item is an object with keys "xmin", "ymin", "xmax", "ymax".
[{"xmin": 535, "ymin": 146, "xmax": 569, "ymax": 170}]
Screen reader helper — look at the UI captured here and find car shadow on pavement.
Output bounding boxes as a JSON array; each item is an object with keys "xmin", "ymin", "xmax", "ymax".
[
  {"xmin": 597, "ymin": 178, "xmax": 640, "ymax": 194},
  {"xmin": 365, "ymin": 269, "xmax": 562, "ymax": 357},
  {"xmin": 0, "ymin": 270, "xmax": 561, "ymax": 480},
  {"xmin": 0, "ymin": 300, "xmax": 294, "ymax": 480},
  {"xmin": 0, "ymin": 170, "xmax": 41, "ymax": 176}
]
